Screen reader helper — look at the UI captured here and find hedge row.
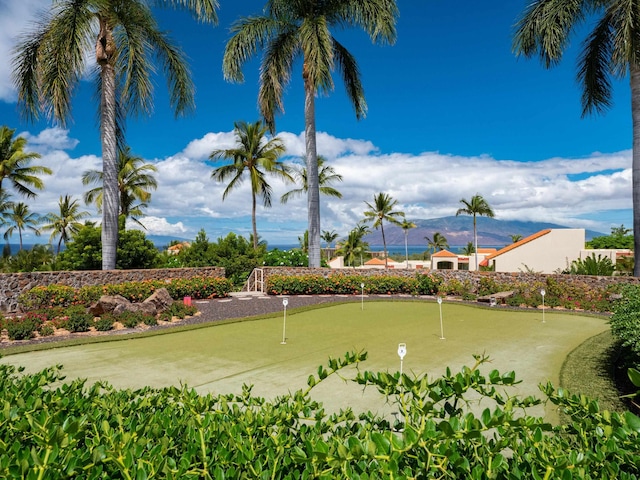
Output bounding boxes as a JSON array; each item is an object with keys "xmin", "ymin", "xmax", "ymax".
[
  {"xmin": 266, "ymin": 273, "xmax": 622, "ymax": 312},
  {"xmin": 17, "ymin": 277, "xmax": 233, "ymax": 311},
  {"xmin": 1, "ymin": 352, "xmax": 639, "ymax": 478}
]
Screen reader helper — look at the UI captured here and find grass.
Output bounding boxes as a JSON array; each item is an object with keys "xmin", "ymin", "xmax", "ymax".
[{"xmin": 1, "ymin": 301, "xmax": 610, "ymax": 419}]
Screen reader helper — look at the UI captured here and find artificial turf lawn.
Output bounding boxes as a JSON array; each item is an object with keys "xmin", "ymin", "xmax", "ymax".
[{"xmin": 1, "ymin": 301, "xmax": 608, "ymax": 419}]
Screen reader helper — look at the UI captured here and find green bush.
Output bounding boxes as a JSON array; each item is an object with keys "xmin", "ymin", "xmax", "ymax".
[
  {"xmin": 94, "ymin": 315, "xmax": 115, "ymax": 332},
  {"xmin": 159, "ymin": 302, "xmax": 198, "ymax": 322},
  {"xmin": 66, "ymin": 308, "xmax": 93, "ymax": 333},
  {"xmin": 19, "ymin": 277, "xmax": 232, "ymax": 311},
  {"xmin": 37, "ymin": 323, "xmax": 55, "ymax": 337},
  {"xmin": 5, "ymin": 317, "xmax": 37, "ymax": 340},
  {"xmin": 414, "ymin": 272, "xmax": 441, "ymax": 295},
  {"xmin": 116, "ymin": 311, "xmax": 154, "ymax": 329},
  {"xmin": 0, "ymin": 354, "xmax": 639, "ymax": 478},
  {"xmin": 611, "ymin": 285, "xmax": 640, "ymax": 364}
]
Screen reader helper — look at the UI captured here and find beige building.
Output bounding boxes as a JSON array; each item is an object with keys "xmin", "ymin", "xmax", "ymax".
[{"xmin": 480, "ymin": 229, "xmax": 585, "ymax": 273}]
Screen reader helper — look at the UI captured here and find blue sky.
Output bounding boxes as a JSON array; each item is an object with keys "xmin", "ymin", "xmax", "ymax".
[{"xmin": 0, "ymin": 0, "xmax": 633, "ymax": 245}]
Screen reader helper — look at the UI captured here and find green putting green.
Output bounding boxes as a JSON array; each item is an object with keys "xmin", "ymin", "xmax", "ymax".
[{"xmin": 1, "ymin": 301, "xmax": 607, "ymax": 419}]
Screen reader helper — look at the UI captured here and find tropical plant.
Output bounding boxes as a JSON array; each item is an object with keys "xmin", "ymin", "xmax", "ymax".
[
  {"xmin": 400, "ymin": 219, "xmax": 416, "ymax": 268},
  {"xmin": 363, "ymin": 192, "xmax": 404, "ymax": 269},
  {"xmin": 336, "ymin": 226, "xmax": 370, "ymax": 268},
  {"xmin": 210, "ymin": 120, "xmax": 290, "ymax": 250},
  {"xmin": 12, "ymin": 0, "xmax": 218, "ymax": 270},
  {"xmin": 298, "ymin": 229, "xmax": 309, "ymax": 254},
  {"xmin": 510, "ymin": 234, "xmax": 523, "ymax": 243},
  {"xmin": 461, "ymin": 241, "xmax": 475, "ymax": 256},
  {"xmin": 0, "ymin": 244, "xmax": 54, "ymax": 273},
  {"xmin": 2, "ymin": 202, "xmax": 41, "ymax": 250},
  {"xmin": 568, "ymin": 253, "xmax": 616, "ymax": 276},
  {"xmin": 513, "ymin": 1, "xmax": 640, "ymax": 276},
  {"xmin": 456, "ymin": 194, "xmax": 495, "ymax": 271},
  {"xmin": 588, "ymin": 224, "xmax": 634, "ymax": 250},
  {"xmin": 321, "ymin": 229, "xmax": 339, "ymax": 262},
  {"xmin": 41, "ymin": 195, "xmax": 91, "ymax": 253},
  {"xmin": 0, "ymin": 126, "xmax": 51, "ymax": 198},
  {"xmin": 425, "ymin": 231, "xmax": 449, "ymax": 253},
  {"xmin": 82, "ymin": 147, "xmax": 157, "ymax": 229},
  {"xmin": 281, "ymin": 157, "xmax": 343, "ymax": 204},
  {"xmin": 222, "ymin": 0, "xmax": 398, "ymax": 268}
]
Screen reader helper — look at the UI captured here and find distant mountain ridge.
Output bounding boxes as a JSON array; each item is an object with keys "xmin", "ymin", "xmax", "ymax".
[{"xmin": 362, "ymin": 216, "xmax": 605, "ymax": 248}]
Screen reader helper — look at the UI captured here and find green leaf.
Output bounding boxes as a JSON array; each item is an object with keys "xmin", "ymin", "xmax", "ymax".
[
  {"xmin": 624, "ymin": 411, "xmax": 640, "ymax": 432},
  {"xmin": 628, "ymin": 368, "xmax": 640, "ymax": 387}
]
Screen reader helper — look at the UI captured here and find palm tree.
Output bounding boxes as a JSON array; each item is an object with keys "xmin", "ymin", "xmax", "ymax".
[
  {"xmin": 456, "ymin": 194, "xmax": 495, "ymax": 271},
  {"xmin": 0, "ymin": 126, "xmax": 51, "ymax": 198},
  {"xmin": 461, "ymin": 241, "xmax": 475, "ymax": 256},
  {"xmin": 513, "ymin": 1, "xmax": 640, "ymax": 276},
  {"xmin": 210, "ymin": 120, "xmax": 290, "ymax": 250},
  {"xmin": 2, "ymin": 202, "xmax": 41, "ymax": 251},
  {"xmin": 337, "ymin": 226, "xmax": 370, "ymax": 268},
  {"xmin": 82, "ymin": 147, "xmax": 157, "ymax": 228},
  {"xmin": 321, "ymin": 229, "xmax": 339, "ymax": 263},
  {"xmin": 510, "ymin": 234, "xmax": 523, "ymax": 244},
  {"xmin": 12, "ymin": 1, "xmax": 218, "ymax": 270},
  {"xmin": 42, "ymin": 195, "xmax": 91, "ymax": 254},
  {"xmin": 425, "ymin": 232, "xmax": 449, "ymax": 253},
  {"xmin": 400, "ymin": 219, "xmax": 416, "ymax": 269},
  {"xmin": 222, "ymin": 0, "xmax": 398, "ymax": 268},
  {"xmin": 281, "ymin": 157, "xmax": 343, "ymax": 204},
  {"xmin": 363, "ymin": 192, "xmax": 405, "ymax": 269}
]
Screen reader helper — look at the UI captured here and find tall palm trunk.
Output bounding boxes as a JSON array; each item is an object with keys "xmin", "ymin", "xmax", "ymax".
[
  {"xmin": 404, "ymin": 230, "xmax": 409, "ymax": 269},
  {"xmin": 632, "ymin": 65, "xmax": 640, "ymax": 276},
  {"xmin": 381, "ymin": 222, "xmax": 388, "ymax": 269},
  {"xmin": 251, "ymin": 190, "xmax": 258, "ymax": 250},
  {"xmin": 304, "ymin": 65, "xmax": 321, "ymax": 268},
  {"xmin": 97, "ymin": 18, "xmax": 118, "ymax": 270},
  {"xmin": 473, "ymin": 215, "xmax": 478, "ymax": 271}
]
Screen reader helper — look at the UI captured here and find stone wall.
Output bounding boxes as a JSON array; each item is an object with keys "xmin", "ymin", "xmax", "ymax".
[
  {"xmin": 258, "ymin": 267, "xmax": 640, "ymax": 293},
  {"xmin": 0, "ymin": 267, "xmax": 225, "ymax": 313}
]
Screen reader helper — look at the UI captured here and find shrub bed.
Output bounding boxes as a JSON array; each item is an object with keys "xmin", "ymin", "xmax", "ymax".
[
  {"xmin": 0, "ymin": 353, "xmax": 639, "ymax": 478},
  {"xmin": 18, "ymin": 277, "xmax": 233, "ymax": 311}
]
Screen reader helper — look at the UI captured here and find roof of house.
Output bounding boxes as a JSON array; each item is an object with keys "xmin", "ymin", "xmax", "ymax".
[
  {"xmin": 432, "ymin": 249, "xmax": 457, "ymax": 258},
  {"xmin": 364, "ymin": 257, "xmax": 387, "ymax": 265},
  {"xmin": 481, "ymin": 229, "xmax": 552, "ymax": 263},
  {"xmin": 477, "ymin": 248, "xmax": 497, "ymax": 254}
]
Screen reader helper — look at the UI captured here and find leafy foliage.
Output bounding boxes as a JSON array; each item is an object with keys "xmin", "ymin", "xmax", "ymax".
[
  {"xmin": 567, "ymin": 253, "xmax": 616, "ymax": 276},
  {"xmin": 19, "ymin": 277, "xmax": 232, "ymax": 310},
  {"xmin": 1, "ymin": 353, "xmax": 639, "ymax": 478},
  {"xmin": 57, "ymin": 223, "xmax": 160, "ymax": 270},
  {"xmin": 159, "ymin": 302, "xmax": 198, "ymax": 322},
  {"xmin": 610, "ymin": 285, "xmax": 640, "ymax": 364},
  {"xmin": 263, "ymin": 248, "xmax": 311, "ymax": 267}
]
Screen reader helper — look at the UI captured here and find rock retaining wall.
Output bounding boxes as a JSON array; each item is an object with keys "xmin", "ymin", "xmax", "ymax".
[
  {"xmin": 259, "ymin": 267, "xmax": 640, "ymax": 292},
  {"xmin": 0, "ymin": 267, "xmax": 225, "ymax": 313}
]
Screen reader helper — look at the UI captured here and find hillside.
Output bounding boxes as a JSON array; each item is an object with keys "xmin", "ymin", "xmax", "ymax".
[{"xmin": 362, "ymin": 216, "xmax": 605, "ymax": 248}]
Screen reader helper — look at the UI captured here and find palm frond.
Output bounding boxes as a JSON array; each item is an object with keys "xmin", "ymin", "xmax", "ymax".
[
  {"xmin": 578, "ymin": 12, "xmax": 614, "ymax": 115},
  {"xmin": 332, "ymin": 38, "xmax": 366, "ymax": 119}
]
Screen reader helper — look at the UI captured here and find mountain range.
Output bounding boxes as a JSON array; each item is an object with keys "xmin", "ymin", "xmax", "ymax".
[{"xmin": 361, "ymin": 216, "xmax": 606, "ymax": 248}]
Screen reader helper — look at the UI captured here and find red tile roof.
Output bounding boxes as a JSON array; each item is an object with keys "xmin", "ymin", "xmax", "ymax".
[
  {"xmin": 432, "ymin": 249, "xmax": 457, "ymax": 258},
  {"xmin": 482, "ymin": 229, "xmax": 552, "ymax": 262}
]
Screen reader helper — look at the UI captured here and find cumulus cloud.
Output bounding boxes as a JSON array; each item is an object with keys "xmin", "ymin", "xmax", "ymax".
[
  {"xmin": 20, "ymin": 127, "xmax": 80, "ymax": 153},
  {"xmin": 10, "ymin": 126, "xmax": 634, "ymax": 244},
  {"xmin": 0, "ymin": 0, "xmax": 51, "ymax": 102}
]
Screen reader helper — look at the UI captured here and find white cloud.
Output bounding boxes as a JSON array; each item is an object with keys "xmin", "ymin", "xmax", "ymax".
[
  {"xmin": 12, "ymin": 126, "xmax": 634, "ymax": 243},
  {"xmin": 20, "ymin": 127, "xmax": 80, "ymax": 152},
  {"xmin": 0, "ymin": 0, "xmax": 51, "ymax": 102},
  {"xmin": 128, "ymin": 217, "xmax": 187, "ymax": 236}
]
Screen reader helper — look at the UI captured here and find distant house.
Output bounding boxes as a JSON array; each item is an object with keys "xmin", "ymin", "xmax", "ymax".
[
  {"xmin": 479, "ymin": 229, "xmax": 584, "ymax": 273},
  {"xmin": 167, "ymin": 242, "xmax": 191, "ymax": 255}
]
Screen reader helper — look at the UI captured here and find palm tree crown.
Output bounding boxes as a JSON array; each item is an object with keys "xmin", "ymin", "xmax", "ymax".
[
  {"xmin": 222, "ymin": 0, "xmax": 398, "ymax": 268},
  {"xmin": 321, "ymin": 229, "xmax": 340, "ymax": 262},
  {"xmin": 82, "ymin": 147, "xmax": 157, "ymax": 228},
  {"xmin": 513, "ymin": 0, "xmax": 640, "ymax": 276},
  {"xmin": 456, "ymin": 194, "xmax": 494, "ymax": 271},
  {"xmin": 210, "ymin": 120, "xmax": 291, "ymax": 250},
  {"xmin": 12, "ymin": 0, "xmax": 218, "ymax": 269},
  {"xmin": 363, "ymin": 192, "xmax": 404, "ymax": 269},
  {"xmin": 42, "ymin": 195, "xmax": 91, "ymax": 254},
  {"xmin": 425, "ymin": 232, "xmax": 449, "ymax": 253},
  {"xmin": 2, "ymin": 202, "xmax": 41, "ymax": 251},
  {"xmin": 281, "ymin": 157, "xmax": 343, "ymax": 204},
  {"xmin": 0, "ymin": 126, "xmax": 51, "ymax": 198}
]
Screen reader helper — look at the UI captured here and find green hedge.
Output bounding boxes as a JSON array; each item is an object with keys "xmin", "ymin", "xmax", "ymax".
[
  {"xmin": 1, "ymin": 353, "xmax": 639, "ymax": 478},
  {"xmin": 266, "ymin": 273, "xmax": 442, "ymax": 296},
  {"xmin": 18, "ymin": 277, "xmax": 233, "ymax": 311}
]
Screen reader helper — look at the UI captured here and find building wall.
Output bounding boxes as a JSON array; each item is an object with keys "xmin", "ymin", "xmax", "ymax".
[
  {"xmin": 0, "ymin": 267, "xmax": 225, "ymax": 313},
  {"xmin": 492, "ymin": 229, "xmax": 584, "ymax": 273}
]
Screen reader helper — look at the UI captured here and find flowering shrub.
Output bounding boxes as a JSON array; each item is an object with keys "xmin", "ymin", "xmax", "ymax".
[
  {"xmin": 4, "ymin": 316, "xmax": 37, "ymax": 340},
  {"xmin": 19, "ymin": 277, "xmax": 232, "ymax": 311}
]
